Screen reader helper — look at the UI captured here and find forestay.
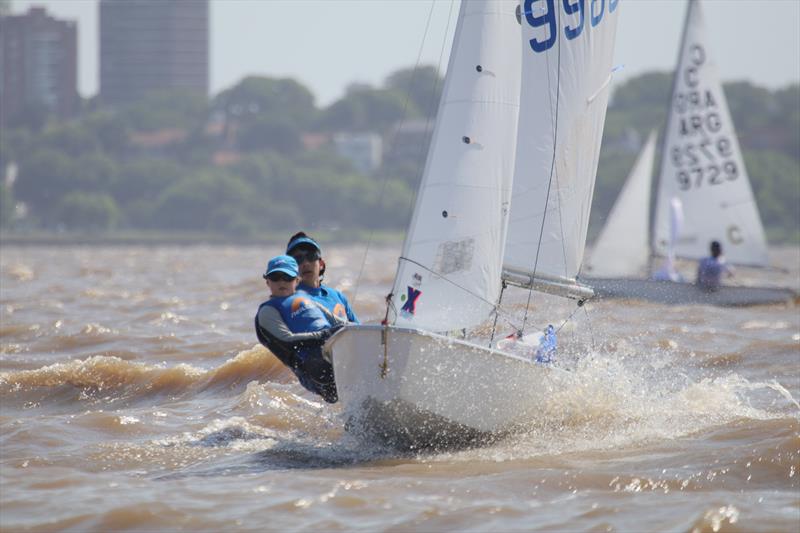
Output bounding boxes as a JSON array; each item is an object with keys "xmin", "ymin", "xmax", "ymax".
[
  {"xmin": 586, "ymin": 130, "xmax": 657, "ymax": 278},
  {"xmin": 653, "ymin": 0, "xmax": 768, "ymax": 266},
  {"xmin": 503, "ymin": 0, "xmax": 620, "ymax": 295},
  {"xmin": 390, "ymin": 0, "xmax": 522, "ymax": 332}
]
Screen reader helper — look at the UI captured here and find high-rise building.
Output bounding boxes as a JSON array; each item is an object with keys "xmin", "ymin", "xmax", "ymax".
[
  {"xmin": 99, "ymin": 0, "xmax": 209, "ymax": 106},
  {"xmin": 0, "ymin": 7, "xmax": 78, "ymax": 126}
]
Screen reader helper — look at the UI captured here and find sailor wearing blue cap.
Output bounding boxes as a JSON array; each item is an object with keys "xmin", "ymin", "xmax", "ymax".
[
  {"xmin": 255, "ymin": 254, "xmax": 344, "ymax": 403},
  {"xmin": 285, "ymin": 232, "xmax": 360, "ymax": 324}
]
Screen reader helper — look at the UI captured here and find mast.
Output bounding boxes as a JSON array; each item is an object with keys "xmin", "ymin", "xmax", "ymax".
[{"xmin": 650, "ymin": 0, "xmax": 694, "ymax": 269}]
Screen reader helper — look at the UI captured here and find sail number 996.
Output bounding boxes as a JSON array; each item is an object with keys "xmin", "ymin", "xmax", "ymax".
[{"xmin": 525, "ymin": 0, "xmax": 619, "ymax": 53}]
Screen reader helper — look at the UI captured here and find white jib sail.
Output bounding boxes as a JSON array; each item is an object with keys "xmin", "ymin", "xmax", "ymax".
[
  {"xmin": 586, "ymin": 130, "xmax": 657, "ymax": 278},
  {"xmin": 653, "ymin": 0, "xmax": 768, "ymax": 266},
  {"xmin": 390, "ymin": 0, "xmax": 522, "ymax": 332},
  {"xmin": 503, "ymin": 0, "xmax": 620, "ymax": 292}
]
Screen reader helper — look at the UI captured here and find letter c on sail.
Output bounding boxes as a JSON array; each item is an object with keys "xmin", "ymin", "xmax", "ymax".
[
  {"xmin": 727, "ymin": 225, "xmax": 743, "ymax": 244},
  {"xmin": 685, "ymin": 66, "xmax": 699, "ymax": 88}
]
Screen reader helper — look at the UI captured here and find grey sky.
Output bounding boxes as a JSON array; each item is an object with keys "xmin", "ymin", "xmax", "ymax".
[{"xmin": 10, "ymin": 0, "xmax": 800, "ymax": 106}]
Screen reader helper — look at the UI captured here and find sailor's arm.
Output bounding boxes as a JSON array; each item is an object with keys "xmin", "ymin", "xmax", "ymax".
[
  {"xmin": 314, "ymin": 301, "xmax": 347, "ymax": 327},
  {"xmin": 257, "ymin": 306, "xmax": 328, "ymax": 343}
]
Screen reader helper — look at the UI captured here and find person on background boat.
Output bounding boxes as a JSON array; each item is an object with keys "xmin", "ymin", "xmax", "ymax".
[
  {"xmin": 285, "ymin": 232, "xmax": 360, "ymax": 323},
  {"xmin": 696, "ymin": 240, "xmax": 734, "ymax": 291},
  {"xmin": 255, "ymin": 254, "xmax": 344, "ymax": 403}
]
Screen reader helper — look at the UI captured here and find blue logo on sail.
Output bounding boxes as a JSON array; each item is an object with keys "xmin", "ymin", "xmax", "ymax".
[{"xmin": 401, "ymin": 286, "xmax": 422, "ymax": 317}]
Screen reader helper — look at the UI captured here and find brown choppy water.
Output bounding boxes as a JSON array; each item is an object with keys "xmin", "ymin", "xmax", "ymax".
[{"xmin": 1, "ymin": 244, "xmax": 798, "ymax": 532}]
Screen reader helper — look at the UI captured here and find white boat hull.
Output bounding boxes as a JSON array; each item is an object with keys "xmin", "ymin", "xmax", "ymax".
[{"xmin": 325, "ymin": 325, "xmax": 571, "ymax": 448}]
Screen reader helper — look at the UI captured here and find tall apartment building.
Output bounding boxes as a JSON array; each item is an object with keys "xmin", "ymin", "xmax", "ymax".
[
  {"xmin": 99, "ymin": 0, "xmax": 209, "ymax": 106},
  {"xmin": 0, "ymin": 7, "xmax": 78, "ymax": 126}
]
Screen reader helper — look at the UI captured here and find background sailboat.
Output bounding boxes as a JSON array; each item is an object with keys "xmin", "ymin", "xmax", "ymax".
[
  {"xmin": 326, "ymin": 0, "xmax": 619, "ymax": 448},
  {"xmin": 585, "ymin": 130, "xmax": 657, "ymax": 278},
  {"xmin": 584, "ymin": 0, "xmax": 797, "ymax": 306}
]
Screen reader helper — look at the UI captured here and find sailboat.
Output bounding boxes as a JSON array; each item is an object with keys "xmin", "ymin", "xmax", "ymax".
[
  {"xmin": 583, "ymin": 0, "xmax": 797, "ymax": 307},
  {"xmin": 325, "ymin": 0, "xmax": 619, "ymax": 447}
]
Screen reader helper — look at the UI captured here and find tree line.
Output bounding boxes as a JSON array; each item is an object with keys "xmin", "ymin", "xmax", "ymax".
[{"xmin": 0, "ymin": 67, "xmax": 797, "ymax": 243}]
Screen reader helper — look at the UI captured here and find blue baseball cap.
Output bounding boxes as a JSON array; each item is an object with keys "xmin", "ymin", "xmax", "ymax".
[
  {"xmin": 264, "ymin": 255, "xmax": 299, "ymax": 279},
  {"xmin": 286, "ymin": 236, "xmax": 321, "ymax": 255}
]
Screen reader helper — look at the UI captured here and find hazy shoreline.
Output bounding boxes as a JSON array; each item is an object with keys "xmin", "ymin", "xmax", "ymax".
[{"xmin": 0, "ymin": 229, "xmax": 405, "ymax": 247}]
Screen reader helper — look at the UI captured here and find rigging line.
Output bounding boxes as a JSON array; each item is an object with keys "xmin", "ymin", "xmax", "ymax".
[
  {"xmin": 582, "ymin": 304, "xmax": 597, "ymax": 351},
  {"xmin": 521, "ymin": 7, "xmax": 563, "ymax": 335},
  {"xmin": 351, "ymin": 0, "xmax": 439, "ymax": 307},
  {"xmin": 551, "ymin": 6, "xmax": 570, "ymax": 302},
  {"xmin": 488, "ymin": 282, "xmax": 506, "ymax": 347},
  {"xmin": 397, "ymin": 256, "xmax": 525, "ymax": 331},
  {"xmin": 403, "ymin": 0, "xmax": 458, "ymax": 221},
  {"xmin": 554, "ymin": 302, "xmax": 583, "ymax": 334}
]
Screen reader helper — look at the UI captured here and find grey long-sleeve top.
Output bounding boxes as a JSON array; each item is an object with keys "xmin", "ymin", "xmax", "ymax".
[{"xmin": 256, "ymin": 301, "xmax": 347, "ymax": 344}]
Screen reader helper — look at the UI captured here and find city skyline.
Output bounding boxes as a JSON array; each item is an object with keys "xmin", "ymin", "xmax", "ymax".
[
  {"xmin": 0, "ymin": 6, "xmax": 78, "ymax": 124},
  {"xmin": 99, "ymin": 0, "xmax": 208, "ymax": 105},
  {"xmin": 8, "ymin": 0, "xmax": 800, "ymax": 106}
]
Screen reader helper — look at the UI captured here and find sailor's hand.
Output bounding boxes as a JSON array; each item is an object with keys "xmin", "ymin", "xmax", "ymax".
[{"xmin": 319, "ymin": 324, "xmax": 344, "ymax": 341}]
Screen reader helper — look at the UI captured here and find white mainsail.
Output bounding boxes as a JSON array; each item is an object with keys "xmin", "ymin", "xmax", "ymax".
[
  {"xmin": 503, "ymin": 0, "xmax": 620, "ymax": 296},
  {"xmin": 390, "ymin": 0, "xmax": 522, "ymax": 332},
  {"xmin": 586, "ymin": 130, "xmax": 657, "ymax": 278},
  {"xmin": 653, "ymin": 0, "xmax": 768, "ymax": 266}
]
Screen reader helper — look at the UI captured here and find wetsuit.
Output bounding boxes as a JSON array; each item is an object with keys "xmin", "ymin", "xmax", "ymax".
[
  {"xmin": 696, "ymin": 256, "xmax": 731, "ymax": 291},
  {"xmin": 255, "ymin": 291, "xmax": 345, "ymax": 402}
]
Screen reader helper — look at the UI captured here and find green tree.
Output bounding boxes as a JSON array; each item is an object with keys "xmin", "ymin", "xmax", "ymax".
[
  {"xmin": 118, "ymin": 89, "xmax": 210, "ymax": 132},
  {"xmin": 14, "ymin": 148, "xmax": 118, "ymax": 225},
  {"xmin": 113, "ymin": 159, "xmax": 185, "ymax": 209},
  {"xmin": 15, "ymin": 149, "xmax": 76, "ymax": 219},
  {"xmin": 214, "ymin": 76, "xmax": 317, "ymax": 130},
  {"xmin": 724, "ymin": 82, "xmax": 775, "ymax": 135},
  {"xmin": 771, "ymin": 84, "xmax": 799, "ymax": 160},
  {"xmin": 0, "ymin": 183, "xmax": 14, "ymax": 227},
  {"xmin": 152, "ymin": 170, "xmax": 263, "ymax": 232},
  {"xmin": 384, "ymin": 65, "xmax": 443, "ymax": 118},
  {"xmin": 83, "ymin": 111, "xmax": 130, "ymax": 155},
  {"xmin": 56, "ymin": 192, "xmax": 120, "ymax": 231},
  {"xmin": 73, "ymin": 152, "xmax": 118, "ymax": 191},
  {"xmin": 39, "ymin": 121, "xmax": 100, "ymax": 156},
  {"xmin": 237, "ymin": 117, "xmax": 303, "ymax": 154},
  {"xmin": 318, "ymin": 85, "xmax": 410, "ymax": 133},
  {"xmin": 745, "ymin": 150, "xmax": 800, "ymax": 242},
  {"xmin": 602, "ymin": 71, "xmax": 671, "ymax": 141}
]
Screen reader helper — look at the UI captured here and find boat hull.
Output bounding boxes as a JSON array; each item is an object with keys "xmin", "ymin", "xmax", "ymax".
[
  {"xmin": 584, "ymin": 278, "xmax": 798, "ymax": 307},
  {"xmin": 325, "ymin": 325, "xmax": 569, "ymax": 449}
]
